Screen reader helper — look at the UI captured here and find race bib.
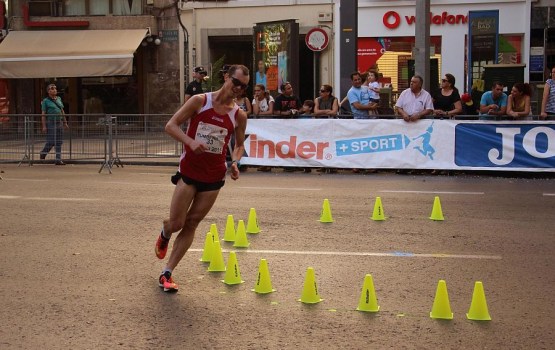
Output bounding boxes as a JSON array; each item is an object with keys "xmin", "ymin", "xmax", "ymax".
[{"xmin": 195, "ymin": 121, "xmax": 228, "ymax": 154}]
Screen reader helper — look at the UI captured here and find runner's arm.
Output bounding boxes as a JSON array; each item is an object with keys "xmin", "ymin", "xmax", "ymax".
[{"xmin": 165, "ymin": 94, "xmax": 205, "ymax": 153}]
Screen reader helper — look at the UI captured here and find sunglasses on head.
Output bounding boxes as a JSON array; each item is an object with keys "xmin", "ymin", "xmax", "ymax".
[
  {"xmin": 230, "ymin": 77, "xmax": 248, "ymax": 90},
  {"xmin": 320, "ymin": 89, "xmax": 327, "ymax": 93}
]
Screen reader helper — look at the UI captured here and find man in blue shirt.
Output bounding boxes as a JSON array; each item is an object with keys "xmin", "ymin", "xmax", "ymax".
[
  {"xmin": 347, "ymin": 72, "xmax": 377, "ymax": 119},
  {"xmin": 479, "ymin": 82, "xmax": 507, "ymax": 120}
]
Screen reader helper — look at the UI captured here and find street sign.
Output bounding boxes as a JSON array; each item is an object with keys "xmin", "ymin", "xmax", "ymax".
[{"xmin": 305, "ymin": 27, "xmax": 329, "ymax": 52}]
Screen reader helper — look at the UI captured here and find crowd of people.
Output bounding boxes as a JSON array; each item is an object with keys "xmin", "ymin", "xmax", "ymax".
[
  {"xmin": 240, "ymin": 69, "xmax": 555, "ymax": 122},
  {"xmin": 184, "ymin": 64, "xmax": 555, "ymax": 122}
]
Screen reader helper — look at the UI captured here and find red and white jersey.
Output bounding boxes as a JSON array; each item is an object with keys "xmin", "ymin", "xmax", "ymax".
[{"xmin": 179, "ymin": 92, "xmax": 239, "ymax": 183}]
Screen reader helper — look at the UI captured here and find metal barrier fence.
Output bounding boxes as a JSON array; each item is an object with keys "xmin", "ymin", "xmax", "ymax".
[
  {"xmin": 1, "ymin": 113, "xmax": 549, "ymax": 173},
  {"xmin": 0, "ymin": 114, "xmax": 180, "ymax": 173}
]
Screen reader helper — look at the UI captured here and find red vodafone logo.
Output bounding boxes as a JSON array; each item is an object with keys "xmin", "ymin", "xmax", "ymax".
[
  {"xmin": 382, "ymin": 11, "xmax": 468, "ymax": 29},
  {"xmin": 383, "ymin": 11, "xmax": 401, "ymax": 29}
]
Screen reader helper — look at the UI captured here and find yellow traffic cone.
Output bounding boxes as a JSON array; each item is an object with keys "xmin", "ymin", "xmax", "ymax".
[
  {"xmin": 252, "ymin": 259, "xmax": 275, "ymax": 294},
  {"xmin": 371, "ymin": 197, "xmax": 386, "ymax": 221},
  {"xmin": 246, "ymin": 208, "xmax": 260, "ymax": 234},
  {"xmin": 429, "ymin": 196, "xmax": 445, "ymax": 221},
  {"xmin": 233, "ymin": 220, "xmax": 250, "ymax": 248},
  {"xmin": 207, "ymin": 240, "xmax": 226, "ymax": 272},
  {"xmin": 199, "ymin": 232, "xmax": 213, "ymax": 262},
  {"xmin": 430, "ymin": 280, "xmax": 453, "ymax": 319},
  {"xmin": 466, "ymin": 281, "xmax": 491, "ymax": 321},
  {"xmin": 223, "ymin": 214, "xmax": 236, "ymax": 242},
  {"xmin": 356, "ymin": 274, "xmax": 380, "ymax": 312},
  {"xmin": 319, "ymin": 198, "xmax": 334, "ymax": 223},
  {"xmin": 210, "ymin": 223, "xmax": 221, "ymax": 242},
  {"xmin": 221, "ymin": 251, "xmax": 244, "ymax": 285},
  {"xmin": 299, "ymin": 267, "xmax": 323, "ymax": 304}
]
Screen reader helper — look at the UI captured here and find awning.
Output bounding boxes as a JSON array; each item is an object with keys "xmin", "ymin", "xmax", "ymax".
[{"xmin": 0, "ymin": 29, "xmax": 147, "ymax": 78}]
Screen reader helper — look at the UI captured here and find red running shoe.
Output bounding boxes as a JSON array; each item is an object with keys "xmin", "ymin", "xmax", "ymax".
[
  {"xmin": 155, "ymin": 232, "xmax": 169, "ymax": 259},
  {"xmin": 159, "ymin": 272, "xmax": 178, "ymax": 292}
]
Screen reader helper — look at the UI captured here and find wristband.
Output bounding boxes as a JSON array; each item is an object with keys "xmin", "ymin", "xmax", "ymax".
[{"xmin": 232, "ymin": 160, "xmax": 241, "ymax": 167}]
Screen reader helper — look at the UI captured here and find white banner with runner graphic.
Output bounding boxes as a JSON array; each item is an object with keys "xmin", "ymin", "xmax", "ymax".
[{"xmin": 240, "ymin": 119, "xmax": 555, "ymax": 172}]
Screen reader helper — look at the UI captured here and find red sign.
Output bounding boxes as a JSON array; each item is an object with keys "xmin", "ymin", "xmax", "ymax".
[
  {"xmin": 357, "ymin": 38, "xmax": 388, "ymax": 72},
  {"xmin": 383, "ymin": 11, "xmax": 468, "ymax": 29},
  {"xmin": 305, "ymin": 28, "xmax": 329, "ymax": 52}
]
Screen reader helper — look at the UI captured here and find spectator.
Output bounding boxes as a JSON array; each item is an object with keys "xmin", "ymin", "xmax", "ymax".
[
  {"xmin": 461, "ymin": 93, "xmax": 478, "ymax": 116},
  {"xmin": 395, "ymin": 75, "xmax": 434, "ymax": 122},
  {"xmin": 274, "ymin": 82, "xmax": 302, "ymax": 117},
  {"xmin": 347, "ymin": 72, "xmax": 377, "ymax": 119},
  {"xmin": 185, "ymin": 66, "xmax": 208, "ymax": 102},
  {"xmin": 366, "ymin": 70, "xmax": 381, "ymax": 116},
  {"xmin": 314, "ymin": 84, "xmax": 339, "ymax": 118},
  {"xmin": 299, "ymin": 99, "xmax": 315, "ymax": 117},
  {"xmin": 540, "ymin": 66, "xmax": 555, "ymax": 120},
  {"xmin": 235, "ymin": 90, "xmax": 252, "ymax": 117},
  {"xmin": 255, "ymin": 60, "xmax": 267, "ymax": 88},
  {"xmin": 252, "ymin": 84, "xmax": 274, "ymax": 117},
  {"xmin": 507, "ymin": 83, "xmax": 532, "ymax": 120},
  {"xmin": 432, "ymin": 73, "xmax": 462, "ymax": 118},
  {"xmin": 39, "ymin": 84, "xmax": 69, "ymax": 165},
  {"xmin": 479, "ymin": 82, "xmax": 507, "ymax": 120}
]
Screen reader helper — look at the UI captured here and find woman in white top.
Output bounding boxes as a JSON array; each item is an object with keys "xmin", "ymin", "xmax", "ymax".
[{"xmin": 252, "ymin": 84, "xmax": 275, "ymax": 117}]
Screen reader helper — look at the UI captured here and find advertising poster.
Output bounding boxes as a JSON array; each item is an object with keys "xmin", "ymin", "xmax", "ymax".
[
  {"xmin": 357, "ymin": 37, "xmax": 390, "ymax": 73},
  {"xmin": 253, "ymin": 20, "xmax": 299, "ymax": 95},
  {"xmin": 467, "ymin": 10, "xmax": 499, "ymax": 91},
  {"xmin": 241, "ymin": 119, "xmax": 555, "ymax": 172}
]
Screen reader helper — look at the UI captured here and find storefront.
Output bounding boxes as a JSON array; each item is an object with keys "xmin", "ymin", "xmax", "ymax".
[
  {"xmin": 334, "ymin": 0, "xmax": 532, "ymax": 97},
  {"xmin": 178, "ymin": 1, "xmax": 335, "ymax": 103}
]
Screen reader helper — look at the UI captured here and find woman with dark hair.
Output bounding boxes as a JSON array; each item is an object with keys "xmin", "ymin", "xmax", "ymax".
[
  {"xmin": 507, "ymin": 82, "xmax": 532, "ymax": 120},
  {"xmin": 251, "ymin": 83, "xmax": 274, "ymax": 117},
  {"xmin": 313, "ymin": 84, "xmax": 339, "ymax": 117},
  {"xmin": 432, "ymin": 73, "xmax": 462, "ymax": 118}
]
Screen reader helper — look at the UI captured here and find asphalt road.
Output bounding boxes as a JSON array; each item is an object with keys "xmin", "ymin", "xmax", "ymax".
[{"xmin": 1, "ymin": 164, "xmax": 554, "ymax": 349}]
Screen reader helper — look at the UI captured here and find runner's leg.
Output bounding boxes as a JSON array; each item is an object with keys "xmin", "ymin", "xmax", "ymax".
[{"xmin": 165, "ymin": 187, "xmax": 220, "ymax": 271}]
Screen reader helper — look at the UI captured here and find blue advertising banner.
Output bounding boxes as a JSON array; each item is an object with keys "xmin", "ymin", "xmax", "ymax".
[{"xmin": 455, "ymin": 124, "xmax": 555, "ymax": 168}]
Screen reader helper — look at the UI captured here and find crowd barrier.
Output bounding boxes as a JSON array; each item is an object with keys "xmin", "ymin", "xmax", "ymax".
[
  {"xmin": 0, "ymin": 114, "xmax": 178, "ymax": 173},
  {"xmin": 1, "ymin": 113, "xmax": 553, "ymax": 173}
]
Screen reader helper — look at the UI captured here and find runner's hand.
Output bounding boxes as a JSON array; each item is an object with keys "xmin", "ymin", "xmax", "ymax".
[
  {"xmin": 188, "ymin": 140, "xmax": 207, "ymax": 154},
  {"xmin": 230, "ymin": 162, "xmax": 240, "ymax": 180}
]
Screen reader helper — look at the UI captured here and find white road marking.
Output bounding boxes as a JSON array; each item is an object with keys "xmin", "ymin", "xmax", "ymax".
[
  {"xmin": 380, "ymin": 190, "xmax": 484, "ymax": 195},
  {"xmin": 543, "ymin": 193, "xmax": 555, "ymax": 196},
  {"xmin": 238, "ymin": 186, "xmax": 321, "ymax": 191},
  {"xmin": 1, "ymin": 196, "xmax": 98, "ymax": 201},
  {"xmin": 2, "ymin": 178, "xmax": 49, "ymax": 182},
  {"xmin": 26, "ymin": 197, "xmax": 100, "ymax": 201},
  {"xmin": 189, "ymin": 248, "xmax": 502, "ymax": 260}
]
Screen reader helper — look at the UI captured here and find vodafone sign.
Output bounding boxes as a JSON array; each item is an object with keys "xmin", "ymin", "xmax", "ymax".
[
  {"xmin": 383, "ymin": 11, "xmax": 468, "ymax": 29},
  {"xmin": 305, "ymin": 28, "xmax": 329, "ymax": 52}
]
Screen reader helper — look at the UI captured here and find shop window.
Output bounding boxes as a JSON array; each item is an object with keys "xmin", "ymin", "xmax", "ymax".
[
  {"xmin": 60, "ymin": 0, "xmax": 143, "ymax": 16},
  {"xmin": 358, "ymin": 36, "xmax": 442, "ymax": 92},
  {"xmin": 28, "ymin": 1, "xmax": 61, "ymax": 16}
]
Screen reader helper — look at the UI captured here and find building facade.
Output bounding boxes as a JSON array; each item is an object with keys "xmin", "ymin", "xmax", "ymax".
[{"xmin": 1, "ymin": 0, "xmax": 554, "ymax": 116}]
